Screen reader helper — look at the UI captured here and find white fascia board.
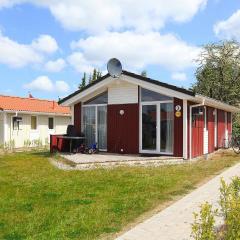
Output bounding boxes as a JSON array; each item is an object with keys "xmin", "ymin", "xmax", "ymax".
[
  {"xmin": 195, "ymin": 94, "xmax": 240, "ymax": 113},
  {"xmin": 3, "ymin": 110, "xmax": 71, "ymax": 117},
  {"xmin": 61, "ymin": 77, "xmax": 114, "ymax": 106}
]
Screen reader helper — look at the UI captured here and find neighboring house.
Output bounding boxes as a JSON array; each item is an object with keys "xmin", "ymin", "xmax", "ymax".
[
  {"xmin": 58, "ymin": 70, "xmax": 239, "ymax": 159},
  {"xmin": 0, "ymin": 95, "xmax": 71, "ymax": 148}
]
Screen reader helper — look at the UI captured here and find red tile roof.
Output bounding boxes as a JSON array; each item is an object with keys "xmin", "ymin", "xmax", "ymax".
[{"xmin": 0, "ymin": 95, "xmax": 70, "ymax": 115}]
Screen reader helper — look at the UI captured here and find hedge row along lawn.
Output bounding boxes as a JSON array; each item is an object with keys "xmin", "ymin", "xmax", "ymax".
[{"xmin": 0, "ymin": 151, "xmax": 239, "ymax": 240}]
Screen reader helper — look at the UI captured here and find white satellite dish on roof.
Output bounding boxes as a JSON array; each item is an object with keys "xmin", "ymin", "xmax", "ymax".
[{"xmin": 107, "ymin": 58, "xmax": 122, "ymax": 78}]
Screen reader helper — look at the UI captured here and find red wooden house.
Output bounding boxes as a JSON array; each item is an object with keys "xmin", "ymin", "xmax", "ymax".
[{"xmin": 56, "ymin": 70, "xmax": 239, "ymax": 159}]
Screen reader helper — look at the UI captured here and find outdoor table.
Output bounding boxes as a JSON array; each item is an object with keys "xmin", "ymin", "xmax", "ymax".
[{"xmin": 56, "ymin": 136, "xmax": 85, "ymax": 153}]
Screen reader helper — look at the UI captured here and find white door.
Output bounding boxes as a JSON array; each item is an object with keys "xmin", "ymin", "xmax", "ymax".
[{"xmin": 140, "ymin": 102, "xmax": 173, "ymax": 154}]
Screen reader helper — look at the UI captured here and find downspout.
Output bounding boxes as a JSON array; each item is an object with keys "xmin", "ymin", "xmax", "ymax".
[{"xmin": 189, "ymin": 99, "xmax": 205, "ymax": 160}]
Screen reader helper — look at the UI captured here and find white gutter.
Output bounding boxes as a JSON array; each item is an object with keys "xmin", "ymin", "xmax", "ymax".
[
  {"xmin": 3, "ymin": 110, "xmax": 71, "ymax": 117},
  {"xmin": 189, "ymin": 99, "xmax": 205, "ymax": 160},
  {"xmin": 195, "ymin": 94, "xmax": 240, "ymax": 113}
]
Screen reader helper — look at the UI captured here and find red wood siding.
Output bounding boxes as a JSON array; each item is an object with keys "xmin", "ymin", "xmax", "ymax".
[
  {"xmin": 217, "ymin": 109, "xmax": 225, "ymax": 148},
  {"xmin": 208, "ymin": 107, "xmax": 215, "ymax": 153},
  {"xmin": 74, "ymin": 102, "xmax": 81, "ymax": 135},
  {"xmin": 107, "ymin": 104, "xmax": 139, "ymax": 154},
  {"xmin": 192, "ymin": 107, "xmax": 204, "ymax": 158},
  {"xmin": 174, "ymin": 98, "xmax": 183, "ymax": 157},
  {"xmin": 227, "ymin": 112, "xmax": 232, "ymax": 135}
]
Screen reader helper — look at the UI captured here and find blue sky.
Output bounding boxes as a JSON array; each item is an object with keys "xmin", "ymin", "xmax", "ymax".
[{"xmin": 0, "ymin": 0, "xmax": 239, "ymax": 100}]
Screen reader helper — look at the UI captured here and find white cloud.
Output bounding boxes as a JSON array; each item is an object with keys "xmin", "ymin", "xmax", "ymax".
[
  {"xmin": 67, "ymin": 52, "xmax": 94, "ymax": 73},
  {"xmin": 0, "ymin": 31, "xmax": 42, "ymax": 68},
  {"xmin": 24, "ymin": 76, "xmax": 54, "ymax": 91},
  {"xmin": 31, "ymin": 34, "xmax": 58, "ymax": 53},
  {"xmin": 55, "ymin": 80, "xmax": 70, "ymax": 92},
  {"xmin": 0, "ymin": 0, "xmax": 207, "ymax": 33},
  {"xmin": 0, "ymin": 31, "xmax": 58, "ymax": 68},
  {"xmin": 24, "ymin": 76, "xmax": 70, "ymax": 93},
  {"xmin": 171, "ymin": 72, "xmax": 187, "ymax": 81},
  {"xmin": 214, "ymin": 9, "xmax": 240, "ymax": 40},
  {"xmin": 69, "ymin": 31, "xmax": 201, "ymax": 72},
  {"xmin": 45, "ymin": 58, "xmax": 66, "ymax": 72}
]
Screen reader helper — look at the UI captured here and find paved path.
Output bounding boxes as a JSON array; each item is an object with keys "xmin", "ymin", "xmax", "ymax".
[{"xmin": 116, "ymin": 162, "xmax": 240, "ymax": 240}]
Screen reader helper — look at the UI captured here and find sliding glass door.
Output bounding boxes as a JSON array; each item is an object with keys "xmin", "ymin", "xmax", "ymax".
[
  {"xmin": 142, "ymin": 105, "xmax": 157, "ymax": 151},
  {"xmin": 83, "ymin": 106, "xmax": 96, "ymax": 148},
  {"xmin": 97, "ymin": 106, "xmax": 107, "ymax": 150},
  {"xmin": 160, "ymin": 103, "xmax": 173, "ymax": 153},
  {"xmin": 141, "ymin": 102, "xmax": 173, "ymax": 154},
  {"xmin": 82, "ymin": 105, "xmax": 107, "ymax": 150}
]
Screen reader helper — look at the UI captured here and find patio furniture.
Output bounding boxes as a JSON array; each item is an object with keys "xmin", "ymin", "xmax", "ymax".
[{"xmin": 56, "ymin": 135, "xmax": 85, "ymax": 153}]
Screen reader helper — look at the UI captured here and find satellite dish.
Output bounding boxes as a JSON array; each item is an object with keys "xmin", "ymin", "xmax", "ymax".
[{"xmin": 107, "ymin": 58, "xmax": 122, "ymax": 78}]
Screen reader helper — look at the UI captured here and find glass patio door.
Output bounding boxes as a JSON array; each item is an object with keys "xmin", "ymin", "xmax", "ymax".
[
  {"xmin": 82, "ymin": 105, "xmax": 107, "ymax": 150},
  {"xmin": 141, "ymin": 102, "xmax": 173, "ymax": 154},
  {"xmin": 141, "ymin": 104, "xmax": 157, "ymax": 151}
]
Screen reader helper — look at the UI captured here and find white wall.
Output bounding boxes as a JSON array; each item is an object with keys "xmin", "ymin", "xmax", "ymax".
[
  {"xmin": 203, "ymin": 129, "xmax": 208, "ymax": 154},
  {"xmin": 0, "ymin": 112, "xmax": 4, "ymax": 145},
  {"xmin": 108, "ymin": 80, "xmax": 138, "ymax": 104},
  {"xmin": 4, "ymin": 113, "xmax": 71, "ymax": 148}
]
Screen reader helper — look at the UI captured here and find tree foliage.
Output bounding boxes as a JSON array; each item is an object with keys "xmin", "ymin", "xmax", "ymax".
[
  {"xmin": 79, "ymin": 72, "xmax": 86, "ymax": 90},
  {"xmin": 192, "ymin": 40, "xmax": 240, "ymax": 105},
  {"xmin": 141, "ymin": 70, "xmax": 147, "ymax": 77},
  {"xmin": 79, "ymin": 69, "xmax": 102, "ymax": 89}
]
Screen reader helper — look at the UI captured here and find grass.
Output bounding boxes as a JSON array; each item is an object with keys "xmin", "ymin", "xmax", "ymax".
[{"xmin": 0, "ymin": 151, "xmax": 239, "ymax": 240}]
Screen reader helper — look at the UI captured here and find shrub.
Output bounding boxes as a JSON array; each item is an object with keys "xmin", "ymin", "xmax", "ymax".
[
  {"xmin": 191, "ymin": 202, "xmax": 217, "ymax": 240},
  {"xmin": 219, "ymin": 177, "xmax": 240, "ymax": 240},
  {"xmin": 192, "ymin": 177, "xmax": 240, "ymax": 240}
]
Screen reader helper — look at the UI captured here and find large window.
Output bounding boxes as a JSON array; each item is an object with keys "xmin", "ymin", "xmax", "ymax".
[
  {"xmin": 160, "ymin": 103, "xmax": 173, "ymax": 153},
  {"xmin": 142, "ymin": 105, "xmax": 157, "ymax": 150},
  {"xmin": 31, "ymin": 116, "xmax": 37, "ymax": 130},
  {"xmin": 140, "ymin": 87, "xmax": 174, "ymax": 154},
  {"xmin": 141, "ymin": 88, "xmax": 172, "ymax": 102},
  {"xmin": 84, "ymin": 92, "xmax": 108, "ymax": 105}
]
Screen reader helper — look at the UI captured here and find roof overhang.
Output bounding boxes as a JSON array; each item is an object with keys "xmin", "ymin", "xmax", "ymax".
[
  {"xmin": 59, "ymin": 71, "xmax": 240, "ymax": 113},
  {"xmin": 60, "ymin": 73, "xmax": 196, "ymax": 106},
  {"xmin": 2, "ymin": 109, "xmax": 71, "ymax": 116},
  {"xmin": 195, "ymin": 94, "xmax": 240, "ymax": 113}
]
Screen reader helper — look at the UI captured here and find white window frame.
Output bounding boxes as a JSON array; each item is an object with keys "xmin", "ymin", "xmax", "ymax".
[
  {"xmin": 82, "ymin": 104, "xmax": 107, "ymax": 151},
  {"xmin": 214, "ymin": 109, "xmax": 217, "ymax": 148},
  {"xmin": 139, "ymin": 100, "xmax": 174, "ymax": 155}
]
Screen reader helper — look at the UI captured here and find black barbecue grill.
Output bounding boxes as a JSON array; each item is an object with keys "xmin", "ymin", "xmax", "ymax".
[{"xmin": 56, "ymin": 125, "xmax": 85, "ymax": 153}]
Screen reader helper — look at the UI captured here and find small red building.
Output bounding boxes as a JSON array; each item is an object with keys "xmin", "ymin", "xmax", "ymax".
[{"xmin": 58, "ymin": 70, "xmax": 239, "ymax": 159}]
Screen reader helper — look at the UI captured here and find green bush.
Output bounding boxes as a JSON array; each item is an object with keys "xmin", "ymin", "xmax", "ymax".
[
  {"xmin": 191, "ymin": 202, "xmax": 217, "ymax": 240},
  {"xmin": 219, "ymin": 177, "xmax": 240, "ymax": 240},
  {"xmin": 192, "ymin": 177, "xmax": 240, "ymax": 240}
]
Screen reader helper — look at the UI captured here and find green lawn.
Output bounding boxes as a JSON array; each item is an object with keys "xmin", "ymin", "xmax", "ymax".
[{"xmin": 0, "ymin": 151, "xmax": 239, "ymax": 240}]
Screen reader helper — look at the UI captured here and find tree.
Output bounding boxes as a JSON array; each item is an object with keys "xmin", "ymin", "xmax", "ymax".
[
  {"xmin": 141, "ymin": 70, "xmax": 147, "ymax": 77},
  {"xmin": 96, "ymin": 69, "xmax": 102, "ymax": 79},
  {"xmin": 79, "ymin": 72, "xmax": 86, "ymax": 90},
  {"xmin": 88, "ymin": 73, "xmax": 92, "ymax": 84},
  {"xmin": 192, "ymin": 40, "xmax": 240, "ymax": 137},
  {"xmin": 92, "ymin": 68, "xmax": 97, "ymax": 82},
  {"xmin": 192, "ymin": 40, "xmax": 240, "ymax": 105}
]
